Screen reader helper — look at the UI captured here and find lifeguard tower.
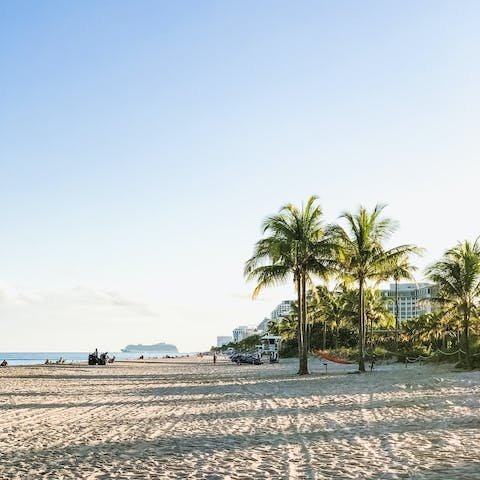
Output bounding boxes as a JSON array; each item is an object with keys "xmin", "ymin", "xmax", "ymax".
[{"xmin": 258, "ymin": 335, "xmax": 282, "ymax": 363}]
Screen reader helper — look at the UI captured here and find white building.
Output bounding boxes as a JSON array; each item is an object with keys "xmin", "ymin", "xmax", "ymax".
[
  {"xmin": 270, "ymin": 300, "xmax": 294, "ymax": 320},
  {"xmin": 382, "ymin": 283, "xmax": 435, "ymax": 321},
  {"xmin": 217, "ymin": 336, "xmax": 233, "ymax": 347},
  {"xmin": 232, "ymin": 302, "xmax": 294, "ymax": 342},
  {"xmin": 232, "ymin": 325, "xmax": 257, "ymax": 342}
]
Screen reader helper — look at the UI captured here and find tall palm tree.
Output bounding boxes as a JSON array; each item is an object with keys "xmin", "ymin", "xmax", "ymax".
[
  {"xmin": 426, "ymin": 239, "xmax": 480, "ymax": 369},
  {"xmin": 329, "ymin": 204, "xmax": 419, "ymax": 372},
  {"xmin": 390, "ymin": 255, "xmax": 419, "ymax": 342},
  {"xmin": 244, "ymin": 196, "xmax": 335, "ymax": 375}
]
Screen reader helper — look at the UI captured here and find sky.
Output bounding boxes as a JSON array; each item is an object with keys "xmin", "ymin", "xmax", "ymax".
[{"xmin": 1, "ymin": 0, "xmax": 480, "ymax": 352}]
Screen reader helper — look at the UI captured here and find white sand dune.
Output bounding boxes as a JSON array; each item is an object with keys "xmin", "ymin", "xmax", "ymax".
[{"xmin": 0, "ymin": 357, "xmax": 479, "ymax": 479}]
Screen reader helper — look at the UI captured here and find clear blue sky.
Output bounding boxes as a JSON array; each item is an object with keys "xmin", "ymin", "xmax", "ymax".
[{"xmin": 1, "ymin": 1, "xmax": 479, "ymax": 351}]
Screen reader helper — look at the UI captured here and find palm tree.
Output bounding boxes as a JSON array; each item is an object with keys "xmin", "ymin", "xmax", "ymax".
[
  {"xmin": 426, "ymin": 239, "xmax": 480, "ymax": 369},
  {"xmin": 418, "ymin": 311, "xmax": 455, "ymax": 351},
  {"xmin": 244, "ymin": 196, "xmax": 335, "ymax": 375},
  {"xmin": 363, "ymin": 287, "xmax": 395, "ymax": 351},
  {"xmin": 404, "ymin": 311, "xmax": 458, "ymax": 353},
  {"xmin": 329, "ymin": 204, "xmax": 419, "ymax": 372},
  {"xmin": 390, "ymin": 255, "xmax": 419, "ymax": 343},
  {"xmin": 312, "ymin": 285, "xmax": 350, "ymax": 350}
]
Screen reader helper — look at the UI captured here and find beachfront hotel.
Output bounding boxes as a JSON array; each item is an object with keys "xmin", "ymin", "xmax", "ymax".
[
  {"xmin": 270, "ymin": 300, "xmax": 294, "ymax": 320},
  {"xmin": 256, "ymin": 301, "xmax": 294, "ymax": 332},
  {"xmin": 232, "ymin": 325, "xmax": 258, "ymax": 342},
  {"xmin": 381, "ymin": 282, "xmax": 435, "ymax": 321}
]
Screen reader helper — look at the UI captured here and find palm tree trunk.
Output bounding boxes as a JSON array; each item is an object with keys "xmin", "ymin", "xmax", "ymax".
[
  {"xmin": 395, "ymin": 280, "xmax": 399, "ymax": 345},
  {"xmin": 296, "ymin": 275, "xmax": 303, "ymax": 374},
  {"xmin": 457, "ymin": 329, "xmax": 461, "ymax": 363},
  {"xmin": 370, "ymin": 314, "xmax": 374, "ymax": 351},
  {"xmin": 323, "ymin": 321, "xmax": 327, "ymax": 350},
  {"xmin": 358, "ymin": 279, "xmax": 366, "ymax": 372},
  {"xmin": 464, "ymin": 311, "xmax": 472, "ymax": 370},
  {"xmin": 298, "ymin": 273, "xmax": 309, "ymax": 375},
  {"xmin": 370, "ymin": 314, "xmax": 376, "ymax": 371}
]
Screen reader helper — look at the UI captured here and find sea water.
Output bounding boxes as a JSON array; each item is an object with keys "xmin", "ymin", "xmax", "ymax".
[{"xmin": 0, "ymin": 351, "xmax": 189, "ymax": 366}]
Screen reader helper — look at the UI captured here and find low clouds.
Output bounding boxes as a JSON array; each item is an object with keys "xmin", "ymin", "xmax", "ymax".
[
  {"xmin": 0, "ymin": 283, "xmax": 161, "ymax": 350},
  {"xmin": 0, "ymin": 283, "xmax": 43, "ymax": 305},
  {"xmin": 0, "ymin": 283, "xmax": 157, "ymax": 317}
]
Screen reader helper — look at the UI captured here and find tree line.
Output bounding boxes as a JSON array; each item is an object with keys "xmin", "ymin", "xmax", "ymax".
[{"xmin": 244, "ymin": 196, "xmax": 480, "ymax": 374}]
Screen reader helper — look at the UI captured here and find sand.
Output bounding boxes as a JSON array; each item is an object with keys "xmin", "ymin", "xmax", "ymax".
[{"xmin": 0, "ymin": 356, "xmax": 479, "ymax": 479}]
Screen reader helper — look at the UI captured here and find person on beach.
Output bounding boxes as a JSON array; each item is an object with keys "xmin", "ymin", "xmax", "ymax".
[
  {"xmin": 0, "ymin": 360, "xmax": 7, "ymax": 367},
  {"xmin": 213, "ymin": 353, "xmax": 217, "ymax": 364}
]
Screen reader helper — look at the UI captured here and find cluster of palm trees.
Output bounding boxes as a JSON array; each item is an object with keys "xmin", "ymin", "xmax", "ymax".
[
  {"xmin": 244, "ymin": 196, "xmax": 480, "ymax": 373},
  {"xmin": 425, "ymin": 240, "xmax": 480, "ymax": 369},
  {"xmin": 268, "ymin": 285, "xmax": 394, "ymax": 354}
]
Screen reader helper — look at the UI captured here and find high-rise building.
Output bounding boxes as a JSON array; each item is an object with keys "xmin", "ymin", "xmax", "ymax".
[
  {"xmin": 232, "ymin": 325, "xmax": 257, "ymax": 342},
  {"xmin": 233, "ymin": 301, "xmax": 293, "ymax": 343},
  {"xmin": 382, "ymin": 283, "xmax": 435, "ymax": 321},
  {"xmin": 270, "ymin": 300, "xmax": 294, "ymax": 320}
]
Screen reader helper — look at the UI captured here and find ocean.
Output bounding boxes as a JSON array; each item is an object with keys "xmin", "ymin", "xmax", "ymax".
[{"xmin": 0, "ymin": 351, "xmax": 188, "ymax": 366}]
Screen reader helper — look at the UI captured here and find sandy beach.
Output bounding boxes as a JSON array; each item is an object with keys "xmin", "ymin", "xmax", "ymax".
[{"xmin": 1, "ymin": 357, "xmax": 479, "ymax": 479}]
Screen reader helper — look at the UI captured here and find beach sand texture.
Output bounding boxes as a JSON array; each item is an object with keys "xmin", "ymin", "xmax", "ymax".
[{"xmin": 1, "ymin": 357, "xmax": 479, "ymax": 479}]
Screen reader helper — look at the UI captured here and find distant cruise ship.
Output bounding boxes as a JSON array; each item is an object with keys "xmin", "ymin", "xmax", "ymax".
[{"xmin": 121, "ymin": 342, "xmax": 178, "ymax": 353}]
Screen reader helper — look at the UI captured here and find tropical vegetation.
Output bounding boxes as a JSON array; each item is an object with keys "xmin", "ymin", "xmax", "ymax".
[
  {"xmin": 244, "ymin": 196, "xmax": 335, "ymax": 374},
  {"xmin": 325, "ymin": 204, "xmax": 420, "ymax": 371},
  {"xmin": 242, "ymin": 196, "xmax": 480, "ymax": 372},
  {"xmin": 426, "ymin": 240, "xmax": 480, "ymax": 369}
]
